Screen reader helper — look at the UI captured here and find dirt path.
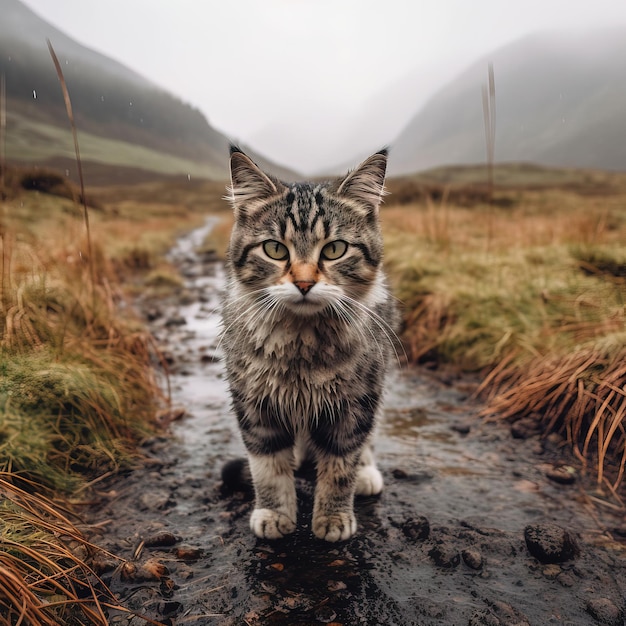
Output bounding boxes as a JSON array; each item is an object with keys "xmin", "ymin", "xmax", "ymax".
[{"xmin": 90, "ymin": 221, "xmax": 626, "ymax": 626}]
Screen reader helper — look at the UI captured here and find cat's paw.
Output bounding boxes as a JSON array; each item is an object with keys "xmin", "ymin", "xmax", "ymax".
[
  {"xmin": 312, "ymin": 512, "xmax": 357, "ymax": 542},
  {"xmin": 355, "ymin": 464, "xmax": 384, "ymax": 496},
  {"xmin": 250, "ymin": 508, "xmax": 296, "ymax": 539}
]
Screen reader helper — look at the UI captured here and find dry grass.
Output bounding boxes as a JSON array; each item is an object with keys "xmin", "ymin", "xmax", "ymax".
[
  {"xmin": 0, "ymin": 171, "xmax": 176, "ymax": 620},
  {"xmin": 382, "ymin": 181, "xmax": 626, "ymax": 491}
]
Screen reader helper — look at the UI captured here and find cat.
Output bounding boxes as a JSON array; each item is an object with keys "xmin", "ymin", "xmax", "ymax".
[{"xmin": 220, "ymin": 146, "xmax": 399, "ymax": 542}]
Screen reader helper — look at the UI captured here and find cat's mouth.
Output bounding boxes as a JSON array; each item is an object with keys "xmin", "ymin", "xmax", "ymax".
[{"xmin": 284, "ymin": 295, "xmax": 328, "ymax": 316}]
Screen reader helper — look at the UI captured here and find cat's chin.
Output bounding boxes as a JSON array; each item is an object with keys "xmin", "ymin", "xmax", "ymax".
[{"xmin": 283, "ymin": 299, "xmax": 329, "ymax": 317}]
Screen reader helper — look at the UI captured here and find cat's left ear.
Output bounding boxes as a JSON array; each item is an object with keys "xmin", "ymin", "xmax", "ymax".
[{"xmin": 336, "ymin": 149, "xmax": 388, "ymax": 212}]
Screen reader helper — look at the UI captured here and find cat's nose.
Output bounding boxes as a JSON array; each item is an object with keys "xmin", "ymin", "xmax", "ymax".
[{"xmin": 294, "ymin": 280, "xmax": 315, "ymax": 295}]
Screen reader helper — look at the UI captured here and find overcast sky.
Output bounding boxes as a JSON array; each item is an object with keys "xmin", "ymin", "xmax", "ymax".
[{"xmin": 19, "ymin": 0, "xmax": 626, "ymax": 173}]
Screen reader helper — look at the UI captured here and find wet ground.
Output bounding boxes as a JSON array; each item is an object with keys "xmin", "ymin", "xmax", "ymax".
[{"xmin": 89, "ymin": 220, "xmax": 626, "ymax": 625}]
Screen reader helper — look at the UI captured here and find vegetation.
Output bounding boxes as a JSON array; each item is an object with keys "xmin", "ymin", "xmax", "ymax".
[
  {"xmin": 382, "ymin": 170, "xmax": 626, "ymax": 494},
  {"xmin": 0, "ymin": 163, "xmax": 218, "ymax": 623}
]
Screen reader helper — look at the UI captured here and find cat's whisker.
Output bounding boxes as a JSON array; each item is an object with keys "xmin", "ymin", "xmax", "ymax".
[
  {"xmin": 334, "ymin": 299, "xmax": 387, "ymax": 366},
  {"xmin": 216, "ymin": 289, "xmax": 273, "ymax": 353},
  {"xmin": 341, "ymin": 295, "xmax": 406, "ymax": 367}
]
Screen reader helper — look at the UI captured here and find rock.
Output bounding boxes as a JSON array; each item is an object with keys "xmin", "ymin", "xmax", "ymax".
[
  {"xmin": 165, "ymin": 315, "xmax": 187, "ymax": 327},
  {"xmin": 175, "ymin": 545, "xmax": 202, "ymax": 561},
  {"xmin": 391, "ymin": 468, "xmax": 409, "ymax": 479},
  {"xmin": 585, "ymin": 598, "xmax": 623, "ymax": 625},
  {"xmin": 469, "ymin": 600, "xmax": 530, "ymax": 625},
  {"xmin": 139, "ymin": 490, "xmax": 172, "ymax": 511},
  {"xmin": 428, "ymin": 542, "xmax": 460, "ymax": 568},
  {"xmin": 144, "ymin": 531, "xmax": 180, "ymax": 548},
  {"xmin": 510, "ymin": 417, "xmax": 541, "ymax": 439},
  {"xmin": 462, "ymin": 548, "xmax": 484, "ymax": 570},
  {"xmin": 451, "ymin": 422, "xmax": 471, "ymax": 435},
  {"xmin": 401, "ymin": 516, "xmax": 430, "ymax": 541},
  {"xmin": 524, "ymin": 523, "xmax": 579, "ymax": 563},
  {"xmin": 545, "ymin": 465, "xmax": 577, "ymax": 485}
]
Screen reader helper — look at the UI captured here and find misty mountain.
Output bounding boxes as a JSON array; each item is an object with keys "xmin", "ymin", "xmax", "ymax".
[
  {"xmin": 0, "ymin": 0, "xmax": 294, "ymax": 181},
  {"xmin": 389, "ymin": 28, "xmax": 626, "ymax": 176}
]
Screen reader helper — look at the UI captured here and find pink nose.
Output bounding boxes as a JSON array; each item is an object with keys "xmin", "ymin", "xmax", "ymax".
[{"xmin": 294, "ymin": 280, "xmax": 315, "ymax": 295}]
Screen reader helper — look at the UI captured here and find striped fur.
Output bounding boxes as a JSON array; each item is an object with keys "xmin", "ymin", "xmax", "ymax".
[{"xmin": 221, "ymin": 147, "xmax": 399, "ymax": 542}]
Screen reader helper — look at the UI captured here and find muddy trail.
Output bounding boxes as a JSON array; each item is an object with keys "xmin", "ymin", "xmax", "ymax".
[{"xmin": 89, "ymin": 220, "xmax": 626, "ymax": 626}]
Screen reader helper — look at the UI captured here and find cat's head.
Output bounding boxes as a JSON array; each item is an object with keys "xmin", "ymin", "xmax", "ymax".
[{"xmin": 225, "ymin": 146, "xmax": 388, "ymax": 316}]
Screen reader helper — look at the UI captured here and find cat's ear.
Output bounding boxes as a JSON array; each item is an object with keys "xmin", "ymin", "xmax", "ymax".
[
  {"xmin": 228, "ymin": 146, "xmax": 284, "ymax": 213},
  {"xmin": 336, "ymin": 149, "xmax": 388, "ymax": 211}
]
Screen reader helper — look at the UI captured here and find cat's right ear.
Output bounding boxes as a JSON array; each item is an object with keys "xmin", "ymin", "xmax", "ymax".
[{"xmin": 227, "ymin": 146, "xmax": 283, "ymax": 216}]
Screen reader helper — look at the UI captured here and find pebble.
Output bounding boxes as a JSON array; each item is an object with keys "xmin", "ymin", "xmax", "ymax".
[
  {"xmin": 585, "ymin": 598, "xmax": 623, "ymax": 625},
  {"xmin": 428, "ymin": 542, "xmax": 461, "ymax": 569},
  {"xmin": 545, "ymin": 465, "xmax": 577, "ymax": 485},
  {"xmin": 469, "ymin": 600, "xmax": 530, "ymax": 626},
  {"xmin": 510, "ymin": 417, "xmax": 542, "ymax": 439},
  {"xmin": 139, "ymin": 490, "xmax": 172, "ymax": 511},
  {"xmin": 401, "ymin": 516, "xmax": 430, "ymax": 541},
  {"xmin": 524, "ymin": 523, "xmax": 579, "ymax": 563},
  {"xmin": 462, "ymin": 548, "xmax": 484, "ymax": 570},
  {"xmin": 144, "ymin": 531, "xmax": 180, "ymax": 547},
  {"xmin": 174, "ymin": 545, "xmax": 202, "ymax": 561}
]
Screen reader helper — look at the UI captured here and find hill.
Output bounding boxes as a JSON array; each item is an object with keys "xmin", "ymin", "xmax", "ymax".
[
  {"xmin": 0, "ymin": 0, "xmax": 295, "ymax": 183},
  {"xmin": 389, "ymin": 28, "xmax": 626, "ymax": 176}
]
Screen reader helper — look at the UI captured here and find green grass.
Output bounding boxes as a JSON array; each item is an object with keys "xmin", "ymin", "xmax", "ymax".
[
  {"xmin": 6, "ymin": 112, "xmax": 223, "ymax": 179},
  {"xmin": 382, "ymin": 182, "xmax": 626, "ymax": 491}
]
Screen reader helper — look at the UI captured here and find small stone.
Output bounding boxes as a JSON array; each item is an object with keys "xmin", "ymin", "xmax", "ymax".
[
  {"xmin": 428, "ymin": 543, "xmax": 460, "ymax": 568},
  {"xmin": 524, "ymin": 523, "xmax": 579, "ymax": 564},
  {"xmin": 462, "ymin": 548, "xmax": 483, "ymax": 570},
  {"xmin": 511, "ymin": 417, "xmax": 541, "ymax": 439},
  {"xmin": 451, "ymin": 422, "xmax": 471, "ymax": 435},
  {"xmin": 392, "ymin": 468, "xmax": 409, "ymax": 479},
  {"xmin": 314, "ymin": 606, "xmax": 337, "ymax": 623},
  {"xmin": 469, "ymin": 600, "xmax": 530, "ymax": 626},
  {"xmin": 174, "ymin": 545, "xmax": 202, "ymax": 561},
  {"xmin": 139, "ymin": 490, "xmax": 172, "ymax": 511},
  {"xmin": 159, "ymin": 600, "xmax": 183, "ymax": 618},
  {"xmin": 585, "ymin": 598, "xmax": 622, "ymax": 626},
  {"xmin": 542, "ymin": 564, "xmax": 561, "ymax": 579},
  {"xmin": 144, "ymin": 532, "xmax": 180, "ymax": 548},
  {"xmin": 545, "ymin": 465, "xmax": 577, "ymax": 485},
  {"xmin": 327, "ymin": 580, "xmax": 347, "ymax": 592},
  {"xmin": 401, "ymin": 516, "xmax": 430, "ymax": 541},
  {"xmin": 164, "ymin": 315, "xmax": 187, "ymax": 327}
]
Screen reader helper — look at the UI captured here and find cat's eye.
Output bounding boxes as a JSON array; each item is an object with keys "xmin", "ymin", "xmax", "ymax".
[
  {"xmin": 321, "ymin": 240, "xmax": 348, "ymax": 261},
  {"xmin": 262, "ymin": 240, "xmax": 289, "ymax": 261}
]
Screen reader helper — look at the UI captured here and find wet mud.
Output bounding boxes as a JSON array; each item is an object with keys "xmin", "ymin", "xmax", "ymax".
[{"xmin": 89, "ymin": 221, "xmax": 626, "ymax": 625}]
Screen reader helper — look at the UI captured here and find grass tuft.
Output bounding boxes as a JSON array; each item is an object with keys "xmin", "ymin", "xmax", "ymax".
[{"xmin": 382, "ymin": 177, "xmax": 626, "ymax": 491}]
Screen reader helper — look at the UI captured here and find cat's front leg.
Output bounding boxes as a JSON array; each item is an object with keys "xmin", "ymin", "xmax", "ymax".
[
  {"xmin": 311, "ymin": 453, "xmax": 359, "ymax": 542},
  {"xmin": 248, "ymin": 449, "xmax": 297, "ymax": 539}
]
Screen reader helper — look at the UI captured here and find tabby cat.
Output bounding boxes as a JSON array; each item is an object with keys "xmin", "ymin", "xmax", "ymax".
[{"xmin": 221, "ymin": 146, "xmax": 399, "ymax": 542}]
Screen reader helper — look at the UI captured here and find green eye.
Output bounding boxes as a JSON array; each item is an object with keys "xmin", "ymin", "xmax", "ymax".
[
  {"xmin": 262, "ymin": 240, "xmax": 289, "ymax": 261},
  {"xmin": 321, "ymin": 240, "xmax": 348, "ymax": 260}
]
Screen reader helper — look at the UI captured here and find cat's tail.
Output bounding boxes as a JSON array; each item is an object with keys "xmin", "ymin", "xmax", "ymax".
[{"xmin": 220, "ymin": 457, "xmax": 253, "ymax": 495}]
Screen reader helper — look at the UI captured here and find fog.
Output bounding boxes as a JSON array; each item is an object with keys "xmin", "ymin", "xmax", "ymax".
[{"xmin": 20, "ymin": 0, "xmax": 626, "ymax": 173}]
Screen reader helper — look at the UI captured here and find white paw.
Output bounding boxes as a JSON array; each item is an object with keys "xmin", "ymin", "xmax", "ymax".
[
  {"xmin": 355, "ymin": 464, "xmax": 384, "ymax": 496},
  {"xmin": 312, "ymin": 512, "xmax": 357, "ymax": 542},
  {"xmin": 250, "ymin": 508, "xmax": 296, "ymax": 539}
]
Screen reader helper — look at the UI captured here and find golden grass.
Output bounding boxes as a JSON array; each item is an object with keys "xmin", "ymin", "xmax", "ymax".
[
  {"xmin": 0, "ymin": 176, "xmax": 174, "ymax": 621},
  {"xmin": 382, "ymin": 183, "xmax": 626, "ymax": 491}
]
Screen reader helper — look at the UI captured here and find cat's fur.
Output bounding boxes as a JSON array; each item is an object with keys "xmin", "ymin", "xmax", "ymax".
[{"xmin": 221, "ymin": 146, "xmax": 398, "ymax": 542}]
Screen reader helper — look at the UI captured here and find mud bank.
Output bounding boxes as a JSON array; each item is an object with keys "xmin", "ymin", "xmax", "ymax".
[{"xmin": 89, "ymin": 221, "xmax": 626, "ymax": 625}]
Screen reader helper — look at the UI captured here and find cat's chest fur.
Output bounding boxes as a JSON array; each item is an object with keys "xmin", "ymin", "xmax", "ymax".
[{"xmin": 237, "ymin": 311, "xmax": 364, "ymax": 407}]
